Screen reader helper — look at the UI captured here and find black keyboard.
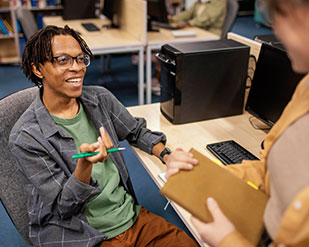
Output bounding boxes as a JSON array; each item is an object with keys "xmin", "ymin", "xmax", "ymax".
[
  {"xmin": 206, "ymin": 140, "xmax": 259, "ymax": 165},
  {"xmin": 81, "ymin": 23, "xmax": 100, "ymax": 32},
  {"xmin": 151, "ymin": 21, "xmax": 182, "ymax": 30}
]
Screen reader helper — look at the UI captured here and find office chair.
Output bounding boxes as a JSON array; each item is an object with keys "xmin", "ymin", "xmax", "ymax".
[
  {"xmin": 221, "ymin": 0, "xmax": 239, "ymax": 39},
  {"xmin": 0, "ymin": 87, "xmax": 39, "ymax": 245},
  {"xmin": 16, "ymin": 6, "xmax": 38, "ymax": 40}
]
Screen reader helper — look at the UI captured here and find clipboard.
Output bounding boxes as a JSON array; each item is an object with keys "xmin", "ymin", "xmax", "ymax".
[{"xmin": 160, "ymin": 148, "xmax": 268, "ymax": 245}]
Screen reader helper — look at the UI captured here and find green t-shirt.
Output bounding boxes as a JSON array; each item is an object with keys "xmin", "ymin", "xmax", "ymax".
[{"xmin": 51, "ymin": 103, "xmax": 140, "ymax": 239}]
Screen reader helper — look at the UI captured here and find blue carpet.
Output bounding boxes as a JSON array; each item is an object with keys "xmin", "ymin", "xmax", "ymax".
[
  {"xmin": 0, "ymin": 65, "xmax": 32, "ymax": 100},
  {"xmin": 231, "ymin": 16, "xmax": 273, "ymax": 39},
  {"xmin": 0, "ymin": 202, "xmax": 31, "ymax": 247},
  {"xmin": 0, "ymin": 15, "xmax": 273, "ymax": 246}
]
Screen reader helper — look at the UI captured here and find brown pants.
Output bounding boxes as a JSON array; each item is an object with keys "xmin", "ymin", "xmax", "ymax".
[{"xmin": 101, "ymin": 207, "xmax": 198, "ymax": 247}]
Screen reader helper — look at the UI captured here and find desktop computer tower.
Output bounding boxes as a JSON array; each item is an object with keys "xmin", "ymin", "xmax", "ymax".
[{"xmin": 158, "ymin": 39, "xmax": 250, "ymax": 124}]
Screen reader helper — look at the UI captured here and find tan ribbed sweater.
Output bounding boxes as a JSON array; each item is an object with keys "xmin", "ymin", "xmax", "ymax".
[{"xmin": 220, "ymin": 74, "xmax": 309, "ymax": 247}]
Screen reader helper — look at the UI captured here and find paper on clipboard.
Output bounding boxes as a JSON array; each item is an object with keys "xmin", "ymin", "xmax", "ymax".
[
  {"xmin": 158, "ymin": 172, "xmax": 167, "ymax": 183},
  {"xmin": 160, "ymin": 148, "xmax": 268, "ymax": 245}
]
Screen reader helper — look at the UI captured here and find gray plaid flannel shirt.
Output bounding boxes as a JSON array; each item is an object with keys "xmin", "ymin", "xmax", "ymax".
[{"xmin": 9, "ymin": 86, "xmax": 166, "ymax": 247}]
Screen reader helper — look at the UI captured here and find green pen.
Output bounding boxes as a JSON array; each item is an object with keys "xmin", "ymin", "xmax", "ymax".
[{"xmin": 72, "ymin": 147, "xmax": 126, "ymax": 159}]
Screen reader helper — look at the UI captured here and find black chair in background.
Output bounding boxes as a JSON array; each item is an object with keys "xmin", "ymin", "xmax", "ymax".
[
  {"xmin": 221, "ymin": 0, "xmax": 239, "ymax": 38},
  {"xmin": 16, "ymin": 6, "xmax": 38, "ymax": 40}
]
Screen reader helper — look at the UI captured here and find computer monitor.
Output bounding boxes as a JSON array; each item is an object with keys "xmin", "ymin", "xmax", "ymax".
[
  {"xmin": 62, "ymin": 0, "xmax": 96, "ymax": 20},
  {"xmin": 102, "ymin": 0, "xmax": 119, "ymax": 28},
  {"xmin": 147, "ymin": 0, "xmax": 169, "ymax": 31},
  {"xmin": 245, "ymin": 43, "xmax": 305, "ymax": 127}
]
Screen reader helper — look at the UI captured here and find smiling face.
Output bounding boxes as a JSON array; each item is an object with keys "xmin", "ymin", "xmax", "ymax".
[
  {"xmin": 272, "ymin": 3, "xmax": 309, "ymax": 73},
  {"xmin": 33, "ymin": 35, "xmax": 87, "ymax": 107}
]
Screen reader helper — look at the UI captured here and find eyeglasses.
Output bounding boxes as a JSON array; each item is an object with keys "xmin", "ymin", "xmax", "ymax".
[{"xmin": 53, "ymin": 53, "xmax": 91, "ymax": 69}]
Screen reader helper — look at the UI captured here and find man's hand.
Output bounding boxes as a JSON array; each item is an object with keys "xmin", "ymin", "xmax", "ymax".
[
  {"xmin": 173, "ymin": 21, "xmax": 189, "ymax": 28},
  {"xmin": 75, "ymin": 126, "xmax": 113, "ymax": 184},
  {"xmin": 165, "ymin": 148, "xmax": 198, "ymax": 179},
  {"xmin": 168, "ymin": 15, "xmax": 189, "ymax": 28},
  {"xmin": 191, "ymin": 197, "xmax": 235, "ymax": 247},
  {"xmin": 79, "ymin": 126, "xmax": 113, "ymax": 164}
]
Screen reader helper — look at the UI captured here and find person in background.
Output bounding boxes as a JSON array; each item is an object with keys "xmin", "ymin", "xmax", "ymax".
[
  {"xmin": 171, "ymin": 0, "xmax": 227, "ymax": 37},
  {"xmin": 9, "ymin": 25, "xmax": 199, "ymax": 247},
  {"xmin": 165, "ymin": 0, "xmax": 309, "ymax": 246},
  {"xmin": 151, "ymin": 0, "xmax": 227, "ymax": 95}
]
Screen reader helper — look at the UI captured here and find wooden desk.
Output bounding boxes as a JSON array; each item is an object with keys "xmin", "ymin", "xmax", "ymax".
[
  {"xmin": 146, "ymin": 27, "xmax": 219, "ymax": 104},
  {"xmin": 127, "ymin": 103, "xmax": 268, "ymax": 246},
  {"xmin": 43, "ymin": 16, "xmax": 145, "ymax": 105},
  {"xmin": 227, "ymin": 32, "xmax": 262, "ymax": 61}
]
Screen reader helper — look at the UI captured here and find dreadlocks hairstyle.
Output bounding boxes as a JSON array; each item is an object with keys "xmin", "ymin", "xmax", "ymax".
[{"xmin": 22, "ymin": 25, "xmax": 93, "ymax": 87}]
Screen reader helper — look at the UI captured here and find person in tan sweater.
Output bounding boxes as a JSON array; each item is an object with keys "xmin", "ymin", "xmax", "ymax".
[
  {"xmin": 165, "ymin": 0, "xmax": 309, "ymax": 246},
  {"xmin": 151, "ymin": 0, "xmax": 227, "ymax": 95},
  {"xmin": 171, "ymin": 0, "xmax": 227, "ymax": 37}
]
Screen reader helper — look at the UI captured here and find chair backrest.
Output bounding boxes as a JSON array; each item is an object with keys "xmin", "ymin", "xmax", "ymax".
[
  {"xmin": 221, "ymin": 0, "xmax": 239, "ymax": 39},
  {"xmin": 0, "ymin": 87, "xmax": 39, "ymax": 245},
  {"xmin": 16, "ymin": 6, "xmax": 38, "ymax": 40}
]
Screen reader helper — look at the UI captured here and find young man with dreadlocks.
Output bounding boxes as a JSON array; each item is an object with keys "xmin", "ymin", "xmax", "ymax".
[{"xmin": 9, "ymin": 25, "xmax": 198, "ymax": 247}]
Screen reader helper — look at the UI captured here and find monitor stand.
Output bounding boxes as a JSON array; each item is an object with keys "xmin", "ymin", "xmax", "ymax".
[
  {"xmin": 147, "ymin": 20, "xmax": 159, "ymax": 32},
  {"xmin": 102, "ymin": 23, "xmax": 119, "ymax": 29}
]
